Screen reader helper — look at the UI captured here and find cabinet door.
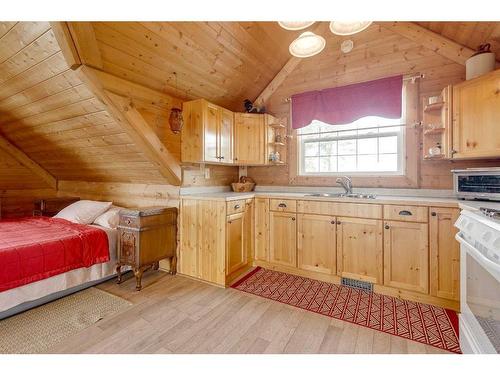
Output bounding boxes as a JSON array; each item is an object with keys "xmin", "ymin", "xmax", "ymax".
[
  {"xmin": 219, "ymin": 109, "xmax": 233, "ymax": 163},
  {"xmin": 430, "ymin": 207, "xmax": 460, "ymax": 301},
  {"xmin": 336, "ymin": 217, "xmax": 383, "ymax": 284},
  {"xmin": 226, "ymin": 212, "xmax": 246, "ymax": 276},
  {"xmin": 297, "ymin": 214, "xmax": 336, "ymax": 275},
  {"xmin": 204, "ymin": 102, "xmax": 219, "ymax": 163},
  {"xmin": 234, "ymin": 113, "xmax": 265, "ymax": 164},
  {"xmin": 254, "ymin": 198, "xmax": 269, "ymax": 261},
  {"xmin": 179, "ymin": 199, "xmax": 199, "ymax": 278},
  {"xmin": 384, "ymin": 221, "xmax": 429, "ymax": 293},
  {"xmin": 269, "ymin": 211, "xmax": 296, "ymax": 267},
  {"xmin": 452, "ymin": 70, "xmax": 500, "ymax": 158}
]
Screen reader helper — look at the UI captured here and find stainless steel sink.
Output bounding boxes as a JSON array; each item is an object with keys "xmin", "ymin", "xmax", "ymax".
[{"xmin": 306, "ymin": 193, "xmax": 376, "ymax": 199}]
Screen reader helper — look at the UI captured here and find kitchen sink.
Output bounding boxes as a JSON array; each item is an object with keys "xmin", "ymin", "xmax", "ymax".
[{"xmin": 306, "ymin": 193, "xmax": 376, "ymax": 199}]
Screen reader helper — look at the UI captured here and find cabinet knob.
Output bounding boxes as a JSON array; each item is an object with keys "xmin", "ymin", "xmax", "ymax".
[
  {"xmin": 337, "ymin": 221, "xmax": 341, "ymax": 225},
  {"xmin": 291, "ymin": 217, "xmax": 295, "ymax": 221},
  {"xmin": 385, "ymin": 224, "xmax": 390, "ymax": 229},
  {"xmin": 431, "ymin": 212, "xmax": 437, "ymax": 216},
  {"xmin": 330, "ymin": 220, "xmax": 335, "ymax": 225},
  {"xmin": 234, "ymin": 204, "xmax": 240, "ymax": 210},
  {"xmin": 220, "ymin": 156, "xmax": 225, "ymax": 160}
]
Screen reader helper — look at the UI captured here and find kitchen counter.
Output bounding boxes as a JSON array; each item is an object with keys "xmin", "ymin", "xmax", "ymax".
[{"xmin": 181, "ymin": 190, "xmax": 461, "ymax": 207}]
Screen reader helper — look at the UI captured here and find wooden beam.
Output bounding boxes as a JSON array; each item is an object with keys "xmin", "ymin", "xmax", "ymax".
[
  {"xmin": 65, "ymin": 22, "xmax": 103, "ymax": 69},
  {"xmin": 0, "ymin": 134, "xmax": 57, "ymax": 189},
  {"xmin": 76, "ymin": 65, "xmax": 182, "ymax": 186},
  {"xmin": 379, "ymin": 22, "xmax": 476, "ymax": 66},
  {"xmin": 50, "ymin": 22, "xmax": 81, "ymax": 69},
  {"xmin": 254, "ymin": 23, "xmax": 327, "ymax": 107}
]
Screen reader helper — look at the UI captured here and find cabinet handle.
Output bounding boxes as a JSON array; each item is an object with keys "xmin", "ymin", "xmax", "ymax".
[
  {"xmin": 234, "ymin": 157, "xmax": 238, "ymax": 161},
  {"xmin": 398, "ymin": 210, "xmax": 412, "ymax": 216},
  {"xmin": 431, "ymin": 212, "xmax": 437, "ymax": 216},
  {"xmin": 330, "ymin": 220, "xmax": 335, "ymax": 224},
  {"xmin": 385, "ymin": 224, "xmax": 390, "ymax": 229},
  {"xmin": 291, "ymin": 217, "xmax": 295, "ymax": 221},
  {"xmin": 278, "ymin": 203, "xmax": 287, "ymax": 208},
  {"xmin": 220, "ymin": 156, "xmax": 225, "ymax": 160},
  {"xmin": 234, "ymin": 204, "xmax": 240, "ymax": 210},
  {"xmin": 337, "ymin": 221, "xmax": 341, "ymax": 225}
]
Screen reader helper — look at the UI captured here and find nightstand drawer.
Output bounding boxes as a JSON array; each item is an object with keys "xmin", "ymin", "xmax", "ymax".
[
  {"xmin": 226, "ymin": 200, "xmax": 246, "ymax": 215},
  {"xmin": 119, "ymin": 215, "xmax": 140, "ymax": 228}
]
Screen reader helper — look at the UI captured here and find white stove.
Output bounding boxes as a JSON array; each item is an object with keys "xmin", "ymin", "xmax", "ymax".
[{"xmin": 455, "ymin": 205, "xmax": 500, "ymax": 354}]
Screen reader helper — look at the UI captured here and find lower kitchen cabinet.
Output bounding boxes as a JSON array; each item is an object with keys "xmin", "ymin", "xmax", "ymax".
[
  {"xmin": 336, "ymin": 217, "xmax": 383, "ymax": 284},
  {"xmin": 297, "ymin": 213, "xmax": 336, "ymax": 275},
  {"xmin": 384, "ymin": 220, "xmax": 429, "ymax": 293},
  {"xmin": 254, "ymin": 197, "xmax": 269, "ymax": 262},
  {"xmin": 430, "ymin": 207, "xmax": 460, "ymax": 301},
  {"xmin": 269, "ymin": 211, "xmax": 297, "ymax": 267},
  {"xmin": 226, "ymin": 212, "xmax": 246, "ymax": 276}
]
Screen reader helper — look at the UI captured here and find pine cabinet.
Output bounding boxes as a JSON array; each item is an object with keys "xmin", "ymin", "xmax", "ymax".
[
  {"xmin": 254, "ymin": 197, "xmax": 269, "ymax": 262},
  {"xmin": 452, "ymin": 69, "xmax": 500, "ymax": 159},
  {"xmin": 336, "ymin": 217, "xmax": 383, "ymax": 284},
  {"xmin": 233, "ymin": 113, "xmax": 265, "ymax": 165},
  {"xmin": 297, "ymin": 214, "xmax": 336, "ymax": 275},
  {"xmin": 383, "ymin": 220, "xmax": 429, "ymax": 293},
  {"xmin": 182, "ymin": 99, "xmax": 233, "ymax": 164},
  {"xmin": 269, "ymin": 211, "xmax": 297, "ymax": 267},
  {"xmin": 429, "ymin": 207, "xmax": 460, "ymax": 301},
  {"xmin": 226, "ymin": 201, "xmax": 253, "ymax": 277}
]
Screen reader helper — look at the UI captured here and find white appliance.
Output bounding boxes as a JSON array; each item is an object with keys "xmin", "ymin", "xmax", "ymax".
[{"xmin": 455, "ymin": 206, "xmax": 500, "ymax": 354}]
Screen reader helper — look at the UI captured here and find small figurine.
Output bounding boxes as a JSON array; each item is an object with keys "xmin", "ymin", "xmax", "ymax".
[{"xmin": 243, "ymin": 99, "xmax": 265, "ymax": 114}]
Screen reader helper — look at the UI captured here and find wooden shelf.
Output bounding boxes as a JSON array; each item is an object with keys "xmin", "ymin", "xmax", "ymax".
[
  {"xmin": 269, "ymin": 142, "xmax": 285, "ymax": 146},
  {"xmin": 269, "ymin": 123, "xmax": 286, "ymax": 129},
  {"xmin": 423, "ymin": 154, "xmax": 445, "ymax": 160},
  {"xmin": 269, "ymin": 160, "xmax": 285, "ymax": 165},
  {"xmin": 423, "ymin": 127, "xmax": 445, "ymax": 135},
  {"xmin": 424, "ymin": 102, "xmax": 444, "ymax": 112}
]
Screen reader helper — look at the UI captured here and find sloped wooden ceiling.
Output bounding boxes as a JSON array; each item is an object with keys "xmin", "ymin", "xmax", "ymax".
[
  {"xmin": 90, "ymin": 22, "xmax": 296, "ymax": 111},
  {"xmin": 0, "ymin": 22, "xmax": 181, "ymax": 186},
  {"xmin": 0, "ymin": 147, "xmax": 51, "ymax": 189}
]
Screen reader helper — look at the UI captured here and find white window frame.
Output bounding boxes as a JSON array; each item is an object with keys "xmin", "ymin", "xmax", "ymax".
[{"xmin": 297, "ymin": 91, "xmax": 406, "ymax": 177}]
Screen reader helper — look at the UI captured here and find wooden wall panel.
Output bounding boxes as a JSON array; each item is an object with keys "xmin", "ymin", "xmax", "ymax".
[
  {"xmin": 248, "ymin": 23, "xmax": 500, "ymax": 190},
  {"xmin": 0, "ymin": 188, "xmax": 57, "ymax": 218},
  {"xmin": 181, "ymin": 164, "xmax": 239, "ymax": 187}
]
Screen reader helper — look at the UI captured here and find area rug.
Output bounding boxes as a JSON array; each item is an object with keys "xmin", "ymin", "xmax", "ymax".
[
  {"xmin": 0, "ymin": 287, "xmax": 132, "ymax": 354},
  {"xmin": 232, "ymin": 267, "xmax": 461, "ymax": 354}
]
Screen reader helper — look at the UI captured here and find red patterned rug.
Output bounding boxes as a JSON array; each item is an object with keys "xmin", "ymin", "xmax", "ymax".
[{"xmin": 232, "ymin": 267, "xmax": 460, "ymax": 354}]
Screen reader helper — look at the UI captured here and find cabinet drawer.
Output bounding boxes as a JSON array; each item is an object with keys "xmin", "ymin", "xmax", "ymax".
[
  {"xmin": 270, "ymin": 199, "xmax": 296, "ymax": 212},
  {"xmin": 383, "ymin": 205, "xmax": 428, "ymax": 222},
  {"xmin": 119, "ymin": 215, "xmax": 140, "ymax": 228},
  {"xmin": 297, "ymin": 200, "xmax": 382, "ymax": 219},
  {"xmin": 226, "ymin": 200, "xmax": 246, "ymax": 215}
]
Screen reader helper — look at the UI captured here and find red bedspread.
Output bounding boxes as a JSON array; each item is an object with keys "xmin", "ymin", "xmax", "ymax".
[{"xmin": 0, "ymin": 217, "xmax": 110, "ymax": 292}]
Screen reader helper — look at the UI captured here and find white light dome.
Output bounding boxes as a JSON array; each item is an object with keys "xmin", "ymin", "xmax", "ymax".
[
  {"xmin": 278, "ymin": 21, "xmax": 315, "ymax": 31},
  {"xmin": 329, "ymin": 21, "xmax": 372, "ymax": 35},
  {"xmin": 289, "ymin": 31, "xmax": 326, "ymax": 58}
]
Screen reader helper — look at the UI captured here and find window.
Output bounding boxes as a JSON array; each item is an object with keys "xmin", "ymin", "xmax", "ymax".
[{"xmin": 298, "ymin": 115, "xmax": 405, "ymax": 176}]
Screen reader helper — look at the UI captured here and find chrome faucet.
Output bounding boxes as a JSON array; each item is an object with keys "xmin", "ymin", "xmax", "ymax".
[{"xmin": 336, "ymin": 176, "xmax": 353, "ymax": 195}]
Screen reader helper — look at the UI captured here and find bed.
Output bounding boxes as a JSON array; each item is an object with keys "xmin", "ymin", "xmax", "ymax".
[{"xmin": 0, "ymin": 215, "xmax": 121, "ymax": 320}]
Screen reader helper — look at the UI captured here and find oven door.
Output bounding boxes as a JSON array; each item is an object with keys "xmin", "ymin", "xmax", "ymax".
[{"xmin": 457, "ymin": 233, "xmax": 500, "ymax": 354}]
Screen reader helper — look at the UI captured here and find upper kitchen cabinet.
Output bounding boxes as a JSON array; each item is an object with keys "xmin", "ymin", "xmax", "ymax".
[
  {"xmin": 182, "ymin": 99, "xmax": 233, "ymax": 164},
  {"xmin": 452, "ymin": 69, "xmax": 500, "ymax": 159}
]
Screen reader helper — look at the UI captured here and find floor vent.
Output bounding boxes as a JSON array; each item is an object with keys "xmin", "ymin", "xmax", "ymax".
[{"xmin": 341, "ymin": 277, "xmax": 373, "ymax": 293}]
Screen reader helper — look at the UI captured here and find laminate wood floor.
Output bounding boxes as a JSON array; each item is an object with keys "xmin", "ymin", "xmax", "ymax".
[{"xmin": 47, "ymin": 271, "xmax": 450, "ymax": 354}]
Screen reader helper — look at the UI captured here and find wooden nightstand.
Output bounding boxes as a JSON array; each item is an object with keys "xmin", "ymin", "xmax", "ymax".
[
  {"xmin": 33, "ymin": 197, "xmax": 80, "ymax": 217},
  {"xmin": 116, "ymin": 207, "xmax": 177, "ymax": 291}
]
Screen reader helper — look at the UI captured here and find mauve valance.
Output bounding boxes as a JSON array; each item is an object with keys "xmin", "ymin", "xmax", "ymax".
[{"xmin": 291, "ymin": 75, "xmax": 403, "ymax": 129}]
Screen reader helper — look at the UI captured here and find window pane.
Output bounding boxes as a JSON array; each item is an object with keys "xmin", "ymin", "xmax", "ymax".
[
  {"xmin": 319, "ymin": 141, "xmax": 337, "ymax": 155},
  {"xmin": 378, "ymin": 154, "xmax": 398, "ymax": 171},
  {"xmin": 320, "ymin": 156, "xmax": 337, "ymax": 172},
  {"xmin": 304, "ymin": 142, "xmax": 319, "ymax": 156},
  {"xmin": 379, "ymin": 136, "xmax": 398, "ymax": 154},
  {"xmin": 358, "ymin": 154, "xmax": 378, "ymax": 171},
  {"xmin": 304, "ymin": 157, "xmax": 319, "ymax": 172},
  {"xmin": 338, "ymin": 155, "xmax": 356, "ymax": 171},
  {"xmin": 338, "ymin": 139, "xmax": 356, "ymax": 155},
  {"xmin": 358, "ymin": 138, "xmax": 377, "ymax": 154}
]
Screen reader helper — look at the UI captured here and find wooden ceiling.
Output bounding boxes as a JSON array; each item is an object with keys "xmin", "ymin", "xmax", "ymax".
[{"xmin": 0, "ymin": 21, "xmax": 499, "ymax": 190}]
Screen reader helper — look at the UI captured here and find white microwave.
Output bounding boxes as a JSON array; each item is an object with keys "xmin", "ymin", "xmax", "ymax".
[{"xmin": 452, "ymin": 168, "xmax": 500, "ymax": 201}]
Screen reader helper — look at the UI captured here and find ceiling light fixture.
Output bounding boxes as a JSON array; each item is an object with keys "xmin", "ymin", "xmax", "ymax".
[
  {"xmin": 289, "ymin": 31, "xmax": 326, "ymax": 58},
  {"xmin": 329, "ymin": 21, "xmax": 372, "ymax": 35},
  {"xmin": 278, "ymin": 21, "xmax": 315, "ymax": 31}
]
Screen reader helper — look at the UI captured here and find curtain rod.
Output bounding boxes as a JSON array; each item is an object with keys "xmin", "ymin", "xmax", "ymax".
[
  {"xmin": 295, "ymin": 122, "xmax": 421, "ymax": 137},
  {"xmin": 283, "ymin": 73, "xmax": 424, "ymax": 103}
]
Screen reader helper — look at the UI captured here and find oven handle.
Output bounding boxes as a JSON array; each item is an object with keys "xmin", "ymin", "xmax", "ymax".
[{"xmin": 455, "ymin": 233, "xmax": 500, "ymax": 276}]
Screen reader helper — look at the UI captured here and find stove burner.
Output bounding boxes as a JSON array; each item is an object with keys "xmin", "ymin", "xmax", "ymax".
[{"xmin": 480, "ymin": 207, "xmax": 500, "ymax": 220}]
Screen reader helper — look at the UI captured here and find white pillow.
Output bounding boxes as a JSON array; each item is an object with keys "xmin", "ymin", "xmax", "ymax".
[
  {"xmin": 54, "ymin": 200, "xmax": 112, "ymax": 224},
  {"xmin": 93, "ymin": 206, "xmax": 124, "ymax": 229}
]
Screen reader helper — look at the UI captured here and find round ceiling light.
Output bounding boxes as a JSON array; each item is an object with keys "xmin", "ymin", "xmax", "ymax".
[
  {"xmin": 329, "ymin": 21, "xmax": 373, "ymax": 35},
  {"xmin": 278, "ymin": 21, "xmax": 315, "ymax": 31},
  {"xmin": 289, "ymin": 31, "xmax": 326, "ymax": 58}
]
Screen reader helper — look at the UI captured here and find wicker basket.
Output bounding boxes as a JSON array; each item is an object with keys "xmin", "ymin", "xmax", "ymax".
[{"xmin": 231, "ymin": 182, "xmax": 256, "ymax": 192}]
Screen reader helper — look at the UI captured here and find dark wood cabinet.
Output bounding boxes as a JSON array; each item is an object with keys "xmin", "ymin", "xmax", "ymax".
[
  {"xmin": 33, "ymin": 197, "xmax": 80, "ymax": 217},
  {"xmin": 116, "ymin": 206, "xmax": 178, "ymax": 291}
]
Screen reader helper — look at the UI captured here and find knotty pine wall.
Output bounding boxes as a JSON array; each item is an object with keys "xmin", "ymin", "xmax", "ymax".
[{"xmin": 248, "ymin": 24, "xmax": 500, "ymax": 190}]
